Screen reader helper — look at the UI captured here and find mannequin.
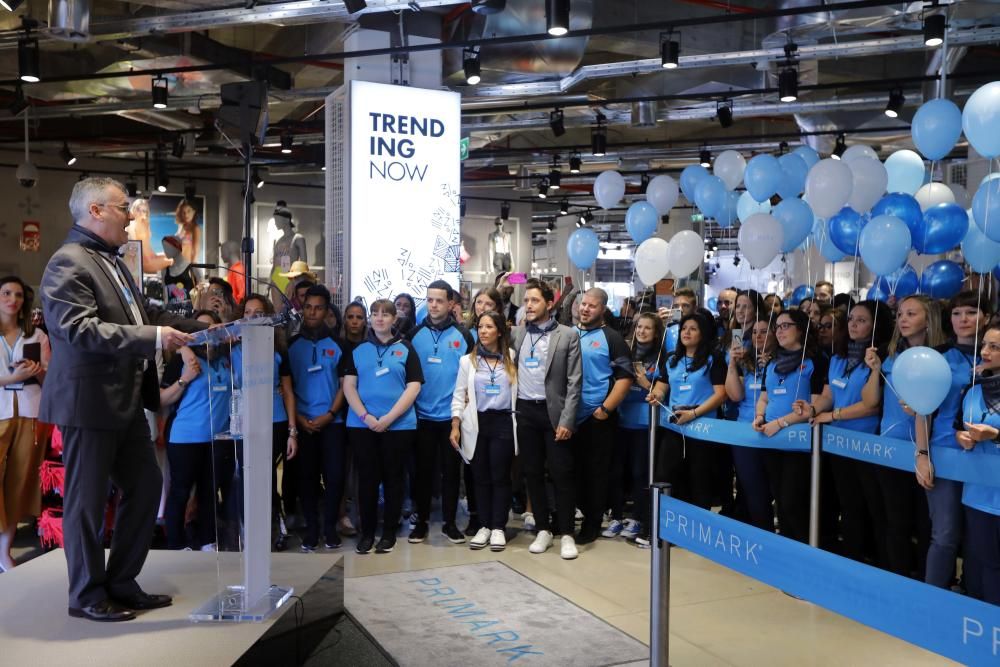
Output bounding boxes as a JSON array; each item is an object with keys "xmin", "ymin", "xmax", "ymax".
[
  {"xmin": 270, "ymin": 201, "xmax": 307, "ymax": 300},
  {"xmin": 488, "ymin": 219, "xmax": 512, "ymax": 274},
  {"xmin": 161, "ymin": 235, "xmax": 201, "ymax": 305},
  {"xmin": 128, "ymin": 198, "xmax": 173, "ymax": 274},
  {"xmin": 220, "ymin": 240, "xmax": 245, "ymax": 305}
]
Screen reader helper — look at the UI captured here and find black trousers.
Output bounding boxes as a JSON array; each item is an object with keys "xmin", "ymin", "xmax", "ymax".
[
  {"xmin": 165, "ymin": 441, "xmax": 234, "ymax": 550},
  {"xmin": 273, "ymin": 420, "xmax": 299, "ymax": 517},
  {"xmin": 297, "ymin": 421, "xmax": 347, "ymax": 547},
  {"xmin": 731, "ymin": 444, "xmax": 774, "ymax": 532},
  {"xmin": 414, "ymin": 419, "xmax": 462, "ymax": 525},
  {"xmin": 830, "ymin": 455, "xmax": 886, "ymax": 565},
  {"xmin": 763, "ymin": 450, "xmax": 811, "ymax": 543},
  {"xmin": 879, "ymin": 464, "xmax": 929, "ymax": 577},
  {"xmin": 624, "ymin": 427, "xmax": 652, "ymax": 529},
  {"xmin": 657, "ymin": 428, "xmax": 715, "ymax": 509},
  {"xmin": 517, "ymin": 401, "xmax": 575, "ymax": 535},
  {"xmin": 574, "ymin": 415, "xmax": 616, "ymax": 532},
  {"xmin": 350, "ymin": 427, "xmax": 414, "ymax": 540},
  {"xmin": 470, "ymin": 411, "xmax": 515, "ymax": 529},
  {"xmin": 61, "ymin": 412, "xmax": 162, "ymax": 608},
  {"xmin": 655, "ymin": 427, "xmax": 686, "ymax": 496}
]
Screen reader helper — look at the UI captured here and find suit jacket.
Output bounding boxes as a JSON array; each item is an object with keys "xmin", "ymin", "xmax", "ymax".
[
  {"xmin": 40, "ymin": 225, "xmax": 206, "ymax": 430},
  {"xmin": 511, "ymin": 322, "xmax": 582, "ymax": 432}
]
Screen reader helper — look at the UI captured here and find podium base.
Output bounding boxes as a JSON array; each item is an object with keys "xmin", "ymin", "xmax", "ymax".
[{"xmin": 190, "ymin": 585, "xmax": 294, "ymax": 623}]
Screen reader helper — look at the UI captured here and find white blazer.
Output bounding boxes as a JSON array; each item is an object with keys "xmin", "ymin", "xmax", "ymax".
[{"xmin": 450, "ymin": 352, "xmax": 518, "ymax": 462}]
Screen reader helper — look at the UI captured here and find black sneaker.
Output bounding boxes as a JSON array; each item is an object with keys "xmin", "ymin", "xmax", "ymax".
[
  {"xmin": 443, "ymin": 523, "xmax": 466, "ymax": 544},
  {"xmin": 375, "ymin": 536, "xmax": 396, "ymax": 554},
  {"xmin": 575, "ymin": 526, "xmax": 599, "ymax": 545},
  {"xmin": 356, "ymin": 535, "xmax": 375, "ymax": 554},
  {"xmin": 301, "ymin": 542, "xmax": 318, "ymax": 553},
  {"xmin": 408, "ymin": 522, "xmax": 429, "ymax": 543},
  {"xmin": 511, "ymin": 494, "xmax": 526, "ymax": 515},
  {"xmin": 324, "ymin": 533, "xmax": 342, "ymax": 549},
  {"xmin": 464, "ymin": 516, "xmax": 483, "ymax": 537},
  {"xmin": 273, "ymin": 535, "xmax": 288, "ymax": 552}
]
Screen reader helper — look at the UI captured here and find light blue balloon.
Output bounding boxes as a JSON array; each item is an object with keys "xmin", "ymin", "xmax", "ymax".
[
  {"xmin": 962, "ymin": 212, "xmax": 1000, "ymax": 273},
  {"xmin": 912, "ymin": 99, "xmax": 963, "ymax": 161},
  {"xmin": 892, "ymin": 346, "xmax": 953, "ymax": 415},
  {"xmin": 813, "ymin": 220, "xmax": 846, "ymax": 262},
  {"xmin": 773, "ymin": 198, "xmax": 814, "ymax": 252},
  {"xmin": 919, "ymin": 260, "xmax": 965, "ymax": 299},
  {"xmin": 737, "ymin": 191, "xmax": 771, "ymax": 222},
  {"xmin": 963, "ymin": 82, "xmax": 1000, "ymax": 159},
  {"xmin": 792, "ymin": 145, "xmax": 820, "ymax": 170},
  {"xmin": 744, "ymin": 154, "xmax": 782, "ymax": 202},
  {"xmin": 885, "ymin": 150, "xmax": 925, "ymax": 195},
  {"xmin": 567, "ymin": 227, "xmax": 600, "ymax": 270},
  {"xmin": 972, "ymin": 178, "xmax": 1000, "ymax": 243},
  {"xmin": 983, "ymin": 172, "xmax": 1000, "ymax": 187},
  {"xmin": 776, "ymin": 153, "xmax": 808, "ymax": 201},
  {"xmin": 695, "ymin": 175, "xmax": 727, "ymax": 219},
  {"xmin": 716, "ymin": 190, "xmax": 741, "ymax": 228},
  {"xmin": 680, "ymin": 165, "xmax": 710, "ymax": 202},
  {"xmin": 707, "ymin": 297, "xmax": 718, "ymax": 312},
  {"xmin": 664, "ymin": 324, "xmax": 679, "ymax": 353},
  {"xmin": 872, "ymin": 265, "xmax": 919, "ymax": 299},
  {"xmin": 859, "ymin": 214, "xmax": 911, "ymax": 276},
  {"xmin": 625, "ymin": 201, "xmax": 658, "ymax": 244}
]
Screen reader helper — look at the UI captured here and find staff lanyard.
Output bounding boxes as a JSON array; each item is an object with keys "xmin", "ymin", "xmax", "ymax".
[
  {"xmin": 529, "ymin": 331, "xmax": 548, "ymax": 357},
  {"xmin": 1, "ymin": 332, "xmax": 21, "ymax": 371},
  {"xmin": 429, "ymin": 327, "xmax": 446, "ymax": 355},
  {"xmin": 481, "ymin": 356, "xmax": 502, "ymax": 384},
  {"xmin": 374, "ymin": 342, "xmax": 391, "ymax": 367}
]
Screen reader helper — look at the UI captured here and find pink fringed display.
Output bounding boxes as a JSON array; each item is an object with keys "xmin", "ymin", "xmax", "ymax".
[
  {"xmin": 49, "ymin": 425, "xmax": 63, "ymax": 456},
  {"xmin": 39, "ymin": 460, "xmax": 65, "ymax": 496},
  {"xmin": 38, "ymin": 508, "xmax": 64, "ymax": 549}
]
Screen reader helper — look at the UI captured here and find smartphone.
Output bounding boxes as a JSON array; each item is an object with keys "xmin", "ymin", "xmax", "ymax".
[
  {"xmin": 21, "ymin": 342, "xmax": 41, "ymax": 363},
  {"xmin": 508, "ymin": 272, "xmax": 527, "ymax": 285},
  {"xmin": 731, "ymin": 329, "xmax": 744, "ymax": 345}
]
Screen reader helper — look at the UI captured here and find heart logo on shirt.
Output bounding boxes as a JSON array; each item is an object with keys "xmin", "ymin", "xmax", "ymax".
[
  {"xmin": 393, "ymin": 350, "xmax": 403, "ymax": 357},
  {"xmin": 452, "ymin": 340, "xmax": 461, "ymax": 348},
  {"xmin": 591, "ymin": 341, "xmax": 602, "ymax": 348},
  {"xmin": 325, "ymin": 349, "xmax": 336, "ymax": 357}
]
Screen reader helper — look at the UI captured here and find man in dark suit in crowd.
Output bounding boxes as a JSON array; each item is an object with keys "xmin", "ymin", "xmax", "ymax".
[{"xmin": 41, "ymin": 177, "xmax": 206, "ymax": 622}]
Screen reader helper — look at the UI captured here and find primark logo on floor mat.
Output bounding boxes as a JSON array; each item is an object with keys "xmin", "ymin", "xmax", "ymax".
[{"xmin": 410, "ymin": 577, "xmax": 543, "ymax": 662}]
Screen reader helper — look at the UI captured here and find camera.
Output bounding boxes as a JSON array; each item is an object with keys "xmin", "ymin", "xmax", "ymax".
[{"xmin": 16, "ymin": 161, "xmax": 38, "ymax": 188}]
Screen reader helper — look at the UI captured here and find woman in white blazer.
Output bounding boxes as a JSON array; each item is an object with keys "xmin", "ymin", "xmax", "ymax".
[{"xmin": 450, "ymin": 311, "xmax": 518, "ymax": 552}]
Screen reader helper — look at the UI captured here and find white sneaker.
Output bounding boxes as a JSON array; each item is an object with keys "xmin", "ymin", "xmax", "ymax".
[
  {"xmin": 560, "ymin": 535, "xmax": 578, "ymax": 560},
  {"xmin": 338, "ymin": 515, "xmax": 358, "ymax": 537},
  {"xmin": 522, "ymin": 512, "xmax": 536, "ymax": 532},
  {"xmin": 575, "ymin": 508, "xmax": 584, "ymax": 522},
  {"xmin": 200, "ymin": 543, "xmax": 217, "ymax": 552},
  {"xmin": 469, "ymin": 527, "xmax": 492, "ymax": 550},
  {"xmin": 621, "ymin": 518, "xmax": 640, "ymax": 540},
  {"xmin": 489, "ymin": 529, "xmax": 507, "ymax": 551},
  {"xmin": 529, "ymin": 530, "xmax": 553, "ymax": 554}
]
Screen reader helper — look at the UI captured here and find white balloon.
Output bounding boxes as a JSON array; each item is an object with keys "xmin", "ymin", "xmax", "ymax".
[
  {"xmin": 713, "ymin": 150, "xmax": 747, "ymax": 190},
  {"xmin": 948, "ymin": 183, "xmax": 972, "ymax": 210},
  {"xmin": 914, "ymin": 182, "xmax": 956, "ymax": 211},
  {"xmin": 634, "ymin": 237, "xmax": 671, "ymax": 285},
  {"xmin": 738, "ymin": 213, "xmax": 785, "ymax": 268},
  {"xmin": 847, "ymin": 157, "xmax": 888, "ymax": 213},
  {"xmin": 666, "ymin": 230, "xmax": 704, "ymax": 278},
  {"xmin": 646, "ymin": 175, "xmax": 679, "ymax": 215},
  {"xmin": 805, "ymin": 158, "xmax": 854, "ymax": 219},
  {"xmin": 593, "ymin": 170, "xmax": 626, "ymax": 210},
  {"xmin": 841, "ymin": 144, "xmax": 879, "ymax": 163}
]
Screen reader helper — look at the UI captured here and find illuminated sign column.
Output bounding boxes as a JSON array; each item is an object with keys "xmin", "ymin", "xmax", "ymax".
[{"xmin": 347, "ymin": 80, "xmax": 461, "ymax": 309}]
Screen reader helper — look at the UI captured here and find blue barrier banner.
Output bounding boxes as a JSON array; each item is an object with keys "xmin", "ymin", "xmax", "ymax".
[
  {"xmin": 822, "ymin": 425, "xmax": 1000, "ymax": 487},
  {"xmin": 662, "ymin": 417, "xmax": 811, "ymax": 452},
  {"xmin": 659, "ymin": 495, "xmax": 1000, "ymax": 667}
]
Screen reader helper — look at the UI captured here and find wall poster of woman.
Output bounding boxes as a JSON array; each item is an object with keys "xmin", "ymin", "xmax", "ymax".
[{"xmin": 147, "ymin": 194, "xmax": 206, "ymax": 264}]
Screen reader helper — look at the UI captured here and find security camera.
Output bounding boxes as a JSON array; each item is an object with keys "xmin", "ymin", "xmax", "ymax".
[{"xmin": 16, "ymin": 161, "xmax": 38, "ymax": 188}]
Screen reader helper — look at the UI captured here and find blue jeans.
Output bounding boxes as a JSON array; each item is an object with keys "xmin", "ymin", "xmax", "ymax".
[{"xmin": 924, "ymin": 477, "xmax": 964, "ymax": 588}]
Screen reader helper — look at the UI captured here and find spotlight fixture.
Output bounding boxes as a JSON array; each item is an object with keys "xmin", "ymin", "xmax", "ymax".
[
  {"xmin": 254, "ymin": 167, "xmax": 265, "ymax": 188},
  {"xmin": 559, "ymin": 199, "xmax": 570, "ymax": 215},
  {"xmin": 660, "ymin": 32, "xmax": 680, "ymax": 69},
  {"xmin": 569, "ymin": 152, "xmax": 582, "ymax": 173},
  {"xmin": 832, "ymin": 134, "xmax": 847, "ymax": 159},
  {"xmin": 155, "ymin": 159, "xmax": 169, "ymax": 192},
  {"xmin": 549, "ymin": 168, "xmax": 561, "ymax": 189},
  {"xmin": 463, "ymin": 48, "xmax": 481, "ymax": 85},
  {"xmin": 549, "ymin": 108, "xmax": 565, "ymax": 137},
  {"xmin": 8, "ymin": 84, "xmax": 28, "ymax": 116},
  {"xmin": 18, "ymin": 36, "xmax": 40, "ymax": 84},
  {"xmin": 280, "ymin": 132, "xmax": 294, "ymax": 154},
  {"xmin": 699, "ymin": 148, "xmax": 711, "ymax": 168},
  {"xmin": 884, "ymin": 88, "xmax": 905, "ymax": 118},
  {"xmin": 546, "ymin": 0, "xmax": 569, "ymax": 37},
  {"xmin": 343, "ymin": 0, "xmax": 367, "ymax": 14},
  {"xmin": 125, "ymin": 179, "xmax": 138, "ymax": 198},
  {"xmin": 591, "ymin": 113, "xmax": 607, "ymax": 157},
  {"xmin": 537, "ymin": 178, "xmax": 550, "ymax": 199},
  {"xmin": 152, "ymin": 75, "xmax": 169, "ymax": 109},
  {"xmin": 546, "ymin": 221, "xmax": 555, "ymax": 233},
  {"xmin": 60, "ymin": 141, "xmax": 76, "ymax": 166},
  {"xmin": 923, "ymin": 13, "xmax": 945, "ymax": 47},
  {"xmin": 576, "ymin": 218, "xmax": 583, "ymax": 228},
  {"xmin": 778, "ymin": 141, "xmax": 789, "ymax": 155},
  {"xmin": 640, "ymin": 173, "xmax": 650, "ymax": 194},
  {"xmin": 1, "ymin": 0, "xmax": 26, "ymax": 10},
  {"xmin": 717, "ymin": 101, "xmax": 733, "ymax": 128},
  {"xmin": 171, "ymin": 134, "xmax": 185, "ymax": 159},
  {"xmin": 583, "ymin": 211, "xmax": 594, "ymax": 224},
  {"xmin": 778, "ymin": 67, "xmax": 798, "ymax": 103},
  {"xmin": 500, "ymin": 200, "xmax": 510, "ymax": 221},
  {"xmin": 184, "ymin": 181, "xmax": 197, "ymax": 201},
  {"xmin": 661, "ymin": 213, "xmax": 670, "ymax": 225}
]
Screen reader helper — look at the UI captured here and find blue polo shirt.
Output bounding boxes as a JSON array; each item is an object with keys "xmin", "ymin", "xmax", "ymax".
[
  {"xmin": 620, "ymin": 350, "xmax": 660, "ymax": 430},
  {"xmin": 827, "ymin": 355, "xmax": 879, "ymax": 433},
  {"xmin": 344, "ymin": 334, "xmax": 424, "ymax": 431},
  {"xmin": 230, "ymin": 345, "xmax": 292, "ymax": 424},
  {"xmin": 736, "ymin": 364, "xmax": 766, "ymax": 423},
  {"xmin": 408, "ymin": 317, "xmax": 474, "ymax": 422},
  {"xmin": 931, "ymin": 344, "xmax": 978, "ymax": 450},
  {"xmin": 162, "ymin": 350, "xmax": 233, "ymax": 444},
  {"xmin": 762, "ymin": 354, "xmax": 827, "ymax": 422},
  {"xmin": 880, "ymin": 353, "xmax": 915, "ymax": 440},
  {"xmin": 288, "ymin": 326, "xmax": 345, "ymax": 422},
  {"xmin": 958, "ymin": 384, "xmax": 1000, "ymax": 515},
  {"xmin": 659, "ymin": 351, "xmax": 725, "ymax": 427},
  {"xmin": 576, "ymin": 324, "xmax": 633, "ymax": 423}
]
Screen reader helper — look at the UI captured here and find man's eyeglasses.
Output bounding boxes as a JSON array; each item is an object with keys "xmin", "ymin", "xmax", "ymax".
[{"xmin": 100, "ymin": 203, "xmax": 130, "ymax": 214}]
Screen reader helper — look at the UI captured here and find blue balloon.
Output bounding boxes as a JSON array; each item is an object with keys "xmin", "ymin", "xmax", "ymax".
[
  {"xmin": 773, "ymin": 198, "xmax": 814, "ymax": 252},
  {"xmin": 867, "ymin": 283, "xmax": 891, "ymax": 303},
  {"xmin": 777, "ymin": 153, "xmax": 808, "ymax": 201},
  {"xmin": 792, "ymin": 145, "xmax": 820, "ymax": 170},
  {"xmin": 872, "ymin": 265, "xmax": 919, "ymax": 299},
  {"xmin": 664, "ymin": 324, "xmax": 679, "ymax": 353},
  {"xmin": 791, "ymin": 284, "xmax": 814, "ymax": 304},
  {"xmin": 962, "ymin": 212, "xmax": 1000, "ymax": 273},
  {"xmin": 912, "ymin": 99, "xmax": 963, "ymax": 161},
  {"xmin": 625, "ymin": 201, "xmax": 658, "ymax": 244},
  {"xmin": 694, "ymin": 175, "xmax": 727, "ymax": 219},
  {"xmin": 914, "ymin": 202, "xmax": 968, "ymax": 254},
  {"xmin": 716, "ymin": 190, "xmax": 740, "ymax": 228},
  {"xmin": 963, "ymin": 82, "xmax": 1000, "ymax": 159},
  {"xmin": 885, "ymin": 150, "xmax": 925, "ymax": 195},
  {"xmin": 859, "ymin": 214, "xmax": 911, "ymax": 276},
  {"xmin": 871, "ymin": 193, "xmax": 923, "ymax": 239},
  {"xmin": 707, "ymin": 297, "xmax": 718, "ymax": 312},
  {"xmin": 567, "ymin": 227, "xmax": 600, "ymax": 270},
  {"xmin": 680, "ymin": 165, "xmax": 710, "ymax": 202},
  {"xmin": 737, "ymin": 191, "xmax": 770, "ymax": 222},
  {"xmin": 920, "ymin": 260, "xmax": 965, "ymax": 299},
  {"xmin": 972, "ymin": 178, "xmax": 1000, "ymax": 243},
  {"xmin": 892, "ymin": 346, "xmax": 955, "ymax": 415},
  {"xmin": 744, "ymin": 154, "xmax": 782, "ymax": 203},
  {"xmin": 828, "ymin": 207, "xmax": 865, "ymax": 255}
]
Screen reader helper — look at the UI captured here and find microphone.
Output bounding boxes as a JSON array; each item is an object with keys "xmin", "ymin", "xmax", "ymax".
[{"xmin": 192, "ymin": 263, "xmax": 300, "ymax": 322}]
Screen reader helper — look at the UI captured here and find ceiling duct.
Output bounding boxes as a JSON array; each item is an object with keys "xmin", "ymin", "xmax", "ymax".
[
  {"xmin": 48, "ymin": 0, "xmax": 91, "ymax": 43},
  {"xmin": 631, "ymin": 101, "xmax": 657, "ymax": 127}
]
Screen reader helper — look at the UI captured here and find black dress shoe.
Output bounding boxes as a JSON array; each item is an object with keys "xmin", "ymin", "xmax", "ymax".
[
  {"xmin": 68, "ymin": 600, "xmax": 136, "ymax": 622},
  {"xmin": 110, "ymin": 591, "xmax": 173, "ymax": 610},
  {"xmin": 575, "ymin": 527, "xmax": 599, "ymax": 545}
]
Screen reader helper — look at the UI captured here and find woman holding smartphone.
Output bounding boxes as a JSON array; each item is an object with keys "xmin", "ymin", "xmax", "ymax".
[{"xmin": 0, "ymin": 276, "xmax": 49, "ymax": 571}]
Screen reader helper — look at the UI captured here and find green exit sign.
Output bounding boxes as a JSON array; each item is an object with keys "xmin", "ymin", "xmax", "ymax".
[
  {"xmin": 460, "ymin": 137, "xmax": 470, "ymax": 161},
  {"xmin": 691, "ymin": 213, "xmax": 704, "ymax": 223}
]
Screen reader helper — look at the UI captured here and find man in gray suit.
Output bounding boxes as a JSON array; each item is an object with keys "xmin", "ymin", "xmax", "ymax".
[
  {"xmin": 512, "ymin": 280, "xmax": 582, "ymax": 559},
  {"xmin": 41, "ymin": 177, "xmax": 205, "ymax": 622}
]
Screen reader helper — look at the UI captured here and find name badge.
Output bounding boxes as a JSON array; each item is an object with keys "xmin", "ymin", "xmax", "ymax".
[
  {"xmin": 427, "ymin": 356, "xmax": 442, "ymax": 364},
  {"xmin": 212, "ymin": 384, "xmax": 228, "ymax": 392},
  {"xmin": 484, "ymin": 384, "xmax": 501, "ymax": 396},
  {"xmin": 749, "ymin": 383, "xmax": 761, "ymax": 391},
  {"xmin": 677, "ymin": 384, "xmax": 692, "ymax": 392},
  {"xmin": 4, "ymin": 382, "xmax": 24, "ymax": 391},
  {"xmin": 772, "ymin": 387, "xmax": 788, "ymax": 396},
  {"xmin": 831, "ymin": 378, "xmax": 847, "ymax": 389},
  {"xmin": 307, "ymin": 365, "xmax": 322, "ymax": 373},
  {"xmin": 524, "ymin": 357, "xmax": 540, "ymax": 369},
  {"xmin": 375, "ymin": 367, "xmax": 390, "ymax": 377}
]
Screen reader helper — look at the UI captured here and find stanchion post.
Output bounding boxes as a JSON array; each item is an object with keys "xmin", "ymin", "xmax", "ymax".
[
  {"xmin": 650, "ymin": 483, "xmax": 671, "ymax": 667},
  {"xmin": 808, "ymin": 423, "xmax": 822, "ymax": 547},
  {"xmin": 648, "ymin": 403, "xmax": 658, "ymax": 487}
]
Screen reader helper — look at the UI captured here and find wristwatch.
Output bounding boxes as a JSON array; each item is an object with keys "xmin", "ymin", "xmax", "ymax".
[
  {"xmin": 288, "ymin": 427, "xmax": 298, "ymax": 437},
  {"xmin": 778, "ymin": 418, "xmax": 789, "ymax": 428},
  {"xmin": 177, "ymin": 378, "xmax": 187, "ymax": 389},
  {"xmin": 596, "ymin": 405, "xmax": 610, "ymax": 416}
]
